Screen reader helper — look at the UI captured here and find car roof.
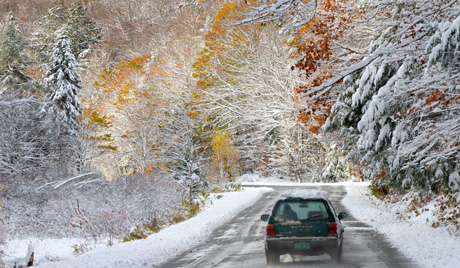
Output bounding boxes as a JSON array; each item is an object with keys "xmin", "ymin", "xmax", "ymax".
[{"xmin": 278, "ymin": 189, "xmax": 329, "ymax": 201}]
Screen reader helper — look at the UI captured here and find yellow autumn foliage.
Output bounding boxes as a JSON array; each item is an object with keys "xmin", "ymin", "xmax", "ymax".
[{"xmin": 209, "ymin": 132, "xmax": 240, "ymax": 183}]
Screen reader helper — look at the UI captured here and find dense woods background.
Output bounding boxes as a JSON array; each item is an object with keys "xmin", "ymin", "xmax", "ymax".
[{"xmin": 1, "ymin": 0, "xmax": 459, "ymax": 260}]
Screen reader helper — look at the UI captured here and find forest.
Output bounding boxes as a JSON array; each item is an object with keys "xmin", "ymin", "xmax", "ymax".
[{"xmin": 0, "ymin": 0, "xmax": 459, "ymax": 261}]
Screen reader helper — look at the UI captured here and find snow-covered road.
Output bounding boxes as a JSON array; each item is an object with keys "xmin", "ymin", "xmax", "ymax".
[
  {"xmin": 4, "ymin": 178, "xmax": 460, "ymax": 268},
  {"xmin": 160, "ymin": 183, "xmax": 416, "ymax": 268}
]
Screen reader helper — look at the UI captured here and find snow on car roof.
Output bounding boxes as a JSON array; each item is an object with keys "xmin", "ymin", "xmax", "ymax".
[{"xmin": 280, "ymin": 189, "xmax": 328, "ymax": 199}]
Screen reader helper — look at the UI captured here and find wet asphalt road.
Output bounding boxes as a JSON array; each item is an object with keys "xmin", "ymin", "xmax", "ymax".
[{"xmin": 159, "ymin": 185, "xmax": 419, "ymax": 268}]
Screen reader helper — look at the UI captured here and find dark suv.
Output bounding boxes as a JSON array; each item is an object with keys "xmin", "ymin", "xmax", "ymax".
[{"xmin": 261, "ymin": 189, "xmax": 347, "ymax": 264}]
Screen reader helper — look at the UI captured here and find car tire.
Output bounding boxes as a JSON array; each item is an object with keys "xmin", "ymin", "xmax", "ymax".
[{"xmin": 266, "ymin": 249, "xmax": 280, "ymax": 265}]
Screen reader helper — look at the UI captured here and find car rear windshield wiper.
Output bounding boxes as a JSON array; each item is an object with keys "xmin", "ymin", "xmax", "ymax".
[{"xmin": 306, "ymin": 214, "xmax": 324, "ymax": 220}]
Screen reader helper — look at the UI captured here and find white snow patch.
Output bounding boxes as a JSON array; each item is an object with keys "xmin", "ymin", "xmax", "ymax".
[
  {"xmin": 4, "ymin": 186, "xmax": 272, "ymax": 268},
  {"xmin": 343, "ymin": 182, "xmax": 460, "ymax": 268},
  {"xmin": 448, "ymin": 171, "xmax": 460, "ymax": 191}
]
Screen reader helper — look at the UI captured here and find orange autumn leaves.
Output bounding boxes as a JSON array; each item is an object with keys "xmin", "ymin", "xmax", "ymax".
[
  {"xmin": 289, "ymin": 0, "xmax": 360, "ymax": 134},
  {"xmin": 91, "ymin": 0, "xmax": 362, "ymax": 164},
  {"xmin": 93, "ymin": 54, "xmax": 152, "ymax": 109},
  {"xmin": 84, "ymin": 55, "xmax": 153, "ymax": 154},
  {"xmin": 192, "ymin": 2, "xmax": 252, "ymax": 91}
]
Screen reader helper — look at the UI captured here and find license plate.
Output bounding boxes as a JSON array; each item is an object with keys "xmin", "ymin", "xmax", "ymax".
[{"xmin": 294, "ymin": 242, "xmax": 310, "ymax": 250}]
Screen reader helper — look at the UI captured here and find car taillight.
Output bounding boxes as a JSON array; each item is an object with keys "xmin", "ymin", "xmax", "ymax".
[
  {"xmin": 329, "ymin": 222, "xmax": 337, "ymax": 234},
  {"xmin": 267, "ymin": 224, "xmax": 275, "ymax": 236}
]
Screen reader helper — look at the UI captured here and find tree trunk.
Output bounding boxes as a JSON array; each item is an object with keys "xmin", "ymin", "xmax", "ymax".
[{"xmin": 26, "ymin": 252, "xmax": 34, "ymax": 267}]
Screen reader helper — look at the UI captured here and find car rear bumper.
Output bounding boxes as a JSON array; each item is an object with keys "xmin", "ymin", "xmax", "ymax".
[{"xmin": 266, "ymin": 236, "xmax": 339, "ymax": 255}]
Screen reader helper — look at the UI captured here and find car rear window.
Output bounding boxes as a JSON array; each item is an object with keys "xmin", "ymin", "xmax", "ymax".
[{"xmin": 274, "ymin": 200, "xmax": 329, "ymax": 221}]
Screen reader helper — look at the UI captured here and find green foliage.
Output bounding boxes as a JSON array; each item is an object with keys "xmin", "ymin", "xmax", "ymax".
[
  {"xmin": 319, "ymin": 143, "xmax": 360, "ymax": 182},
  {"xmin": 45, "ymin": 33, "xmax": 82, "ymax": 132},
  {"xmin": 32, "ymin": 0, "xmax": 101, "ymax": 63},
  {"xmin": 96, "ymin": 145, "xmax": 118, "ymax": 151},
  {"xmin": 32, "ymin": 0, "xmax": 67, "ymax": 62},
  {"xmin": 45, "ymin": 255, "xmax": 62, "ymax": 262},
  {"xmin": 122, "ymin": 193, "xmax": 213, "ymax": 243},
  {"xmin": 0, "ymin": 14, "xmax": 27, "ymax": 70},
  {"xmin": 369, "ymin": 180, "xmax": 390, "ymax": 200},
  {"xmin": 66, "ymin": 0, "xmax": 102, "ymax": 59},
  {"xmin": 325, "ymin": 7, "xmax": 460, "ymax": 193},
  {"xmin": 225, "ymin": 182, "xmax": 242, "ymax": 192},
  {"xmin": 0, "ymin": 13, "xmax": 30, "ymax": 87},
  {"xmin": 123, "ymin": 220, "xmax": 164, "ymax": 242},
  {"xmin": 172, "ymin": 135, "xmax": 205, "ymax": 203},
  {"xmin": 171, "ymin": 214, "xmax": 186, "ymax": 224},
  {"xmin": 181, "ymin": 198, "xmax": 201, "ymax": 217},
  {"xmin": 210, "ymin": 182, "xmax": 242, "ymax": 193},
  {"xmin": 72, "ymin": 243, "xmax": 90, "ymax": 255}
]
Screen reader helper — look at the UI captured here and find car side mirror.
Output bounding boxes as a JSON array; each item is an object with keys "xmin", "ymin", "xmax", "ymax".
[
  {"xmin": 261, "ymin": 214, "xmax": 269, "ymax": 221},
  {"xmin": 338, "ymin": 212, "xmax": 348, "ymax": 220}
]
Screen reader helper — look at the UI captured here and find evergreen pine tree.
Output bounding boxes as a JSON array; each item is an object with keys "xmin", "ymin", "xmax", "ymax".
[
  {"xmin": 173, "ymin": 136, "xmax": 205, "ymax": 202},
  {"xmin": 32, "ymin": 0, "xmax": 68, "ymax": 63},
  {"xmin": 32, "ymin": 0, "xmax": 101, "ymax": 63},
  {"xmin": 66, "ymin": 0, "xmax": 102, "ymax": 59},
  {"xmin": 45, "ymin": 31, "xmax": 82, "ymax": 134},
  {"xmin": 324, "ymin": 3, "xmax": 460, "ymax": 192},
  {"xmin": 0, "ymin": 13, "xmax": 30, "ymax": 89}
]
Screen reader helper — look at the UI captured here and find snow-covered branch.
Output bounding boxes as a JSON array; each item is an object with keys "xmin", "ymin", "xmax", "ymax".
[
  {"xmin": 325, "ymin": 1, "xmax": 460, "ymax": 191},
  {"xmin": 232, "ymin": 0, "xmax": 317, "ymax": 30}
]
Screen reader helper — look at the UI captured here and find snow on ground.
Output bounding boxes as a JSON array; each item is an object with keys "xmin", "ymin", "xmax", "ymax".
[
  {"xmin": 4, "ymin": 186, "xmax": 272, "ymax": 268},
  {"xmin": 342, "ymin": 182, "xmax": 460, "ymax": 268},
  {"xmin": 4, "ymin": 176, "xmax": 460, "ymax": 268}
]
